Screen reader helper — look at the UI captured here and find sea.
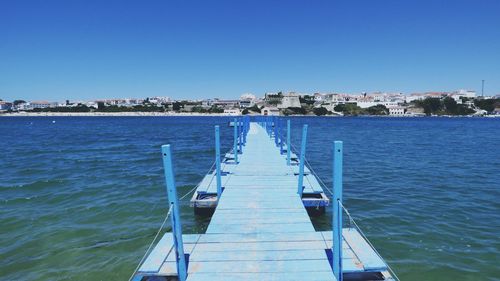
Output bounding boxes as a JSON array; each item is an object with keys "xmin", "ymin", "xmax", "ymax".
[{"xmin": 1, "ymin": 116, "xmax": 499, "ymax": 281}]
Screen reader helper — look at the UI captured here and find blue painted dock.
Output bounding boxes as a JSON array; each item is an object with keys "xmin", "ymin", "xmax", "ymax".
[
  {"xmin": 133, "ymin": 120, "xmax": 397, "ymax": 281},
  {"xmin": 190, "ymin": 123, "xmax": 328, "ymax": 211}
]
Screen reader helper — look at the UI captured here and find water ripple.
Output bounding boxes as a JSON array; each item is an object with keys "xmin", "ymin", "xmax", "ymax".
[{"xmin": 0, "ymin": 116, "xmax": 499, "ymax": 280}]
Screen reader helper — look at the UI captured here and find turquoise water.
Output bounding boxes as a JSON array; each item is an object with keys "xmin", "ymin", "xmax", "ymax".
[{"xmin": 1, "ymin": 117, "xmax": 499, "ymax": 280}]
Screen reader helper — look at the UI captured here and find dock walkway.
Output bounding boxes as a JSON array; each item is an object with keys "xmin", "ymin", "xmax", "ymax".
[
  {"xmin": 189, "ymin": 123, "xmax": 335, "ymax": 280},
  {"xmin": 134, "ymin": 121, "xmax": 394, "ymax": 281}
]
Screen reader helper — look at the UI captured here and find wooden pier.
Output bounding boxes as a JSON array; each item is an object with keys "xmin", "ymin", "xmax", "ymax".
[{"xmin": 133, "ymin": 118, "xmax": 396, "ymax": 281}]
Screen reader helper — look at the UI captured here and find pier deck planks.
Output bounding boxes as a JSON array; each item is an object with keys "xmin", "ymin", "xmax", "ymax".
[
  {"xmin": 138, "ymin": 122, "xmax": 389, "ymax": 280},
  {"xmin": 185, "ymin": 123, "xmax": 335, "ymax": 280}
]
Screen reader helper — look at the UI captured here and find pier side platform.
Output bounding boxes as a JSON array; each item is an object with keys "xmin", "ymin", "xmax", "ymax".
[
  {"xmin": 134, "ymin": 122, "xmax": 395, "ymax": 281},
  {"xmin": 190, "ymin": 122, "xmax": 329, "ymax": 214}
]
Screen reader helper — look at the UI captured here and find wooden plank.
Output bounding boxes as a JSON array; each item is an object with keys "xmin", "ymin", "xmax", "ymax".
[
  {"xmin": 207, "ymin": 222, "xmax": 315, "ymax": 233},
  {"xmin": 186, "ymin": 271, "xmax": 336, "ymax": 281},
  {"xmin": 209, "ymin": 215, "xmax": 309, "ymax": 224},
  {"xmin": 219, "ymin": 192, "xmax": 299, "ymax": 199},
  {"xmin": 197, "ymin": 231, "xmax": 325, "ymax": 243},
  {"xmin": 186, "ymin": 259, "xmax": 334, "ymax": 274},
  {"xmin": 341, "ymin": 229, "xmax": 388, "ymax": 271},
  {"xmin": 138, "ymin": 233, "xmax": 173, "ymax": 273},
  {"xmin": 215, "ymin": 200, "xmax": 305, "ymax": 210},
  {"xmin": 193, "ymin": 240, "xmax": 328, "ymax": 252},
  {"xmin": 212, "ymin": 207, "xmax": 306, "ymax": 214},
  {"xmin": 147, "ymin": 123, "xmax": 386, "ymax": 281},
  {"xmin": 190, "ymin": 249, "xmax": 328, "ymax": 262},
  {"xmin": 321, "ymin": 230, "xmax": 387, "ymax": 272}
]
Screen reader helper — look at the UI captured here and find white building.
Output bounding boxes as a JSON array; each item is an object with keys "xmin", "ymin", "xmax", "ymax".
[
  {"xmin": 240, "ymin": 93, "xmax": 256, "ymax": 101},
  {"xmin": 277, "ymin": 92, "xmax": 301, "ymax": 109},
  {"xmin": 223, "ymin": 109, "xmax": 241, "ymax": 116},
  {"xmin": 239, "ymin": 93, "xmax": 256, "ymax": 108},
  {"xmin": 261, "ymin": 107, "xmax": 280, "ymax": 116},
  {"xmin": 388, "ymin": 106, "xmax": 406, "ymax": 116},
  {"xmin": 356, "ymin": 101, "xmax": 399, "ymax": 109},
  {"xmin": 26, "ymin": 101, "xmax": 58, "ymax": 109},
  {"xmin": 314, "ymin": 93, "xmax": 326, "ymax": 102},
  {"xmin": 405, "ymin": 94, "xmax": 426, "ymax": 103},
  {"xmin": 0, "ymin": 101, "xmax": 13, "ymax": 111},
  {"xmin": 85, "ymin": 101, "xmax": 98, "ymax": 108},
  {"xmin": 324, "ymin": 94, "xmax": 346, "ymax": 103},
  {"xmin": 148, "ymin": 96, "xmax": 171, "ymax": 104},
  {"xmin": 457, "ymin": 89, "xmax": 476, "ymax": 98},
  {"xmin": 449, "ymin": 94, "xmax": 463, "ymax": 104},
  {"xmin": 367, "ymin": 92, "xmax": 387, "ymax": 102},
  {"xmin": 201, "ymin": 99, "xmax": 213, "ymax": 108}
]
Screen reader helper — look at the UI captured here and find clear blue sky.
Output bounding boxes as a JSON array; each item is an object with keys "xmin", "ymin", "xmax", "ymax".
[{"xmin": 1, "ymin": 0, "xmax": 499, "ymax": 101}]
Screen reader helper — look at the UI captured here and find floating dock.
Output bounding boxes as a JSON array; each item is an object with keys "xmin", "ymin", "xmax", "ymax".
[
  {"xmin": 132, "ymin": 117, "xmax": 397, "ymax": 281},
  {"xmin": 191, "ymin": 118, "xmax": 328, "ymax": 214}
]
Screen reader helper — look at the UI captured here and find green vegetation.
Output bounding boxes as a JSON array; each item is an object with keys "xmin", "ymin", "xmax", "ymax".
[
  {"xmin": 95, "ymin": 104, "xmax": 166, "ymax": 112},
  {"xmin": 283, "ymin": 107, "xmax": 306, "ymax": 115},
  {"xmin": 10, "ymin": 95, "xmax": 498, "ymax": 117},
  {"xmin": 474, "ymin": 98, "xmax": 500, "ymax": 113},
  {"xmin": 313, "ymin": 107, "xmax": 329, "ymax": 116},
  {"xmin": 190, "ymin": 106, "xmax": 224, "ymax": 113},
  {"xmin": 172, "ymin": 102, "xmax": 182, "ymax": 111},
  {"xmin": 443, "ymin": 97, "xmax": 475, "ymax": 115},
  {"xmin": 415, "ymin": 98, "xmax": 442, "ymax": 115},
  {"xmin": 299, "ymin": 95, "xmax": 315, "ymax": 105},
  {"xmin": 413, "ymin": 97, "xmax": 475, "ymax": 115},
  {"xmin": 333, "ymin": 103, "xmax": 389, "ymax": 116},
  {"xmin": 334, "ymin": 104, "xmax": 362, "ymax": 115},
  {"xmin": 33, "ymin": 105, "xmax": 92, "ymax": 112},
  {"xmin": 365, "ymin": 105, "xmax": 389, "ymax": 115},
  {"xmin": 265, "ymin": 92, "xmax": 283, "ymax": 105},
  {"xmin": 13, "ymin": 100, "xmax": 26, "ymax": 106}
]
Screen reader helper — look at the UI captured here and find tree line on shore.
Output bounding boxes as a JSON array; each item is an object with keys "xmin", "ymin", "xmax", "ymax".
[{"xmin": 6, "ymin": 97, "xmax": 499, "ymax": 116}]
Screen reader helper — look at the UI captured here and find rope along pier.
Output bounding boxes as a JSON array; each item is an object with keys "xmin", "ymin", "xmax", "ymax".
[{"xmin": 132, "ymin": 117, "xmax": 397, "ymax": 281}]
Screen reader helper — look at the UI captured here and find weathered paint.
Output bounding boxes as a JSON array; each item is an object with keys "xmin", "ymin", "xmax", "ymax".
[
  {"xmin": 279, "ymin": 119, "xmax": 284, "ymax": 154},
  {"xmin": 287, "ymin": 120, "xmax": 291, "ymax": 165},
  {"xmin": 238, "ymin": 118, "xmax": 243, "ymax": 153},
  {"xmin": 297, "ymin": 124, "xmax": 308, "ymax": 197},
  {"xmin": 233, "ymin": 118, "xmax": 238, "ymax": 163},
  {"xmin": 273, "ymin": 117, "xmax": 279, "ymax": 146},
  {"xmin": 161, "ymin": 145, "xmax": 187, "ymax": 281},
  {"xmin": 136, "ymin": 122, "xmax": 393, "ymax": 281},
  {"xmin": 215, "ymin": 126, "xmax": 222, "ymax": 199},
  {"xmin": 139, "ymin": 227, "xmax": 390, "ymax": 277},
  {"xmin": 333, "ymin": 141, "xmax": 343, "ymax": 281}
]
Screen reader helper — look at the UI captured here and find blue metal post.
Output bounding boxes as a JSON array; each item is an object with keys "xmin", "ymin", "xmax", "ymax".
[
  {"xmin": 243, "ymin": 117, "xmax": 247, "ymax": 144},
  {"xmin": 215, "ymin": 126, "xmax": 222, "ymax": 198},
  {"xmin": 161, "ymin": 145, "xmax": 187, "ymax": 281},
  {"xmin": 233, "ymin": 118, "xmax": 238, "ymax": 163},
  {"xmin": 278, "ymin": 118, "xmax": 283, "ymax": 155},
  {"xmin": 266, "ymin": 117, "xmax": 269, "ymax": 135},
  {"xmin": 333, "ymin": 141, "xmax": 343, "ymax": 281},
  {"xmin": 286, "ymin": 120, "xmax": 291, "ymax": 165},
  {"xmin": 268, "ymin": 117, "xmax": 272, "ymax": 136},
  {"xmin": 238, "ymin": 118, "xmax": 243, "ymax": 153},
  {"xmin": 274, "ymin": 117, "xmax": 280, "ymax": 146},
  {"xmin": 297, "ymin": 124, "xmax": 308, "ymax": 196},
  {"xmin": 274, "ymin": 117, "xmax": 278, "ymax": 146},
  {"xmin": 270, "ymin": 117, "xmax": 272, "ymax": 137}
]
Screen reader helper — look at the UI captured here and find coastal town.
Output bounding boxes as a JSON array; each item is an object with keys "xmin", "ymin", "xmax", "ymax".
[{"xmin": 1, "ymin": 89, "xmax": 499, "ymax": 117}]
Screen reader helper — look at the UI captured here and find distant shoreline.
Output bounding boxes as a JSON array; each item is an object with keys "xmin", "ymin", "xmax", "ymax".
[
  {"xmin": 1, "ymin": 112, "xmax": 499, "ymax": 118},
  {"xmin": 0, "ymin": 112, "xmax": 230, "ymax": 117}
]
